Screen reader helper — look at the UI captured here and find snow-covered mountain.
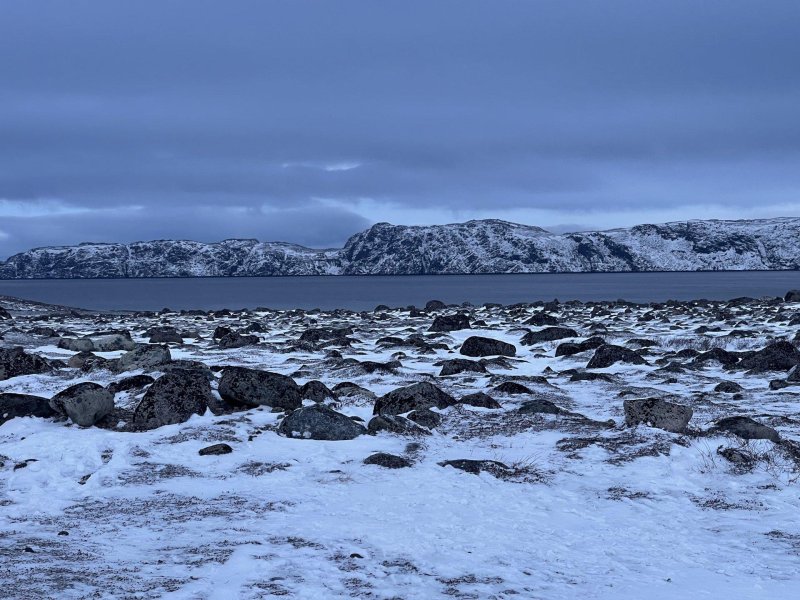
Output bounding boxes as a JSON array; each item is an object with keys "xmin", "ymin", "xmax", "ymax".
[{"xmin": 1, "ymin": 217, "xmax": 798, "ymax": 278}]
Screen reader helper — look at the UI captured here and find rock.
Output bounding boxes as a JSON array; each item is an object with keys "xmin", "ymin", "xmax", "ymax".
[
  {"xmin": 623, "ymin": 398, "xmax": 692, "ymax": 433},
  {"xmin": 425, "ymin": 300, "xmax": 447, "ymax": 311},
  {"xmin": 30, "ymin": 326, "xmax": 57, "ymax": 337},
  {"xmin": 67, "ymin": 351, "xmax": 103, "ymax": 370},
  {"xmin": 278, "ymin": 404, "xmax": 367, "ymax": 440},
  {"xmin": 148, "ymin": 327, "xmax": 183, "ymax": 344},
  {"xmin": 770, "ymin": 379, "xmax": 790, "ymax": 390},
  {"xmin": 785, "ymin": 290, "xmax": 800, "ymax": 302},
  {"xmin": 693, "ymin": 348, "xmax": 740, "ymax": 367},
  {"xmin": 428, "ymin": 313, "xmax": 470, "ymax": 332},
  {"xmin": 212, "ymin": 326, "xmax": 232, "ymax": 340},
  {"xmin": 373, "ymin": 382, "xmax": 456, "ymax": 415},
  {"xmin": 107, "ymin": 374, "xmax": 155, "ymax": 394},
  {"xmin": 570, "ymin": 371, "xmax": 613, "ymax": 382},
  {"xmin": 555, "ymin": 336, "xmax": 605, "ymax": 357},
  {"xmin": 521, "ymin": 327, "xmax": 578, "ymax": 345},
  {"xmin": 493, "ymin": 381, "xmax": 532, "ymax": 395},
  {"xmin": 0, "ymin": 393, "xmax": 56, "ymax": 425},
  {"xmin": 586, "ymin": 344, "xmax": 647, "ymax": 369},
  {"xmin": 407, "ymin": 408, "xmax": 442, "ymax": 429},
  {"xmin": 717, "ymin": 446, "xmax": 754, "ymax": 466},
  {"xmin": 737, "ymin": 341, "xmax": 800, "ymax": 373},
  {"xmin": 199, "ymin": 443, "xmax": 233, "ymax": 456},
  {"xmin": 300, "ymin": 380, "xmax": 336, "ymax": 402},
  {"xmin": 218, "ymin": 366, "xmax": 302, "ymax": 410},
  {"xmin": 439, "ymin": 358, "xmax": 488, "ymax": 376},
  {"xmin": 133, "ymin": 370, "xmax": 213, "ymax": 430},
  {"xmin": 0, "ymin": 347, "xmax": 52, "ymax": 381},
  {"xmin": 439, "ymin": 459, "xmax": 512, "ymax": 477},
  {"xmin": 714, "ymin": 381, "xmax": 743, "ymax": 393},
  {"xmin": 524, "ymin": 312, "xmax": 558, "ymax": 326},
  {"xmin": 367, "ymin": 414, "xmax": 431, "ymax": 435},
  {"xmin": 0, "ymin": 306, "xmax": 11, "ymax": 320},
  {"xmin": 712, "ymin": 416, "xmax": 780, "ymax": 443},
  {"xmin": 58, "ymin": 337, "xmax": 95, "ymax": 352},
  {"xmin": 459, "ymin": 392, "xmax": 501, "ymax": 409},
  {"xmin": 117, "ymin": 344, "xmax": 171, "ymax": 372},
  {"xmin": 788, "ymin": 365, "xmax": 800, "ymax": 382},
  {"xmin": 459, "ymin": 336, "xmax": 516, "ymax": 357},
  {"xmin": 91, "ymin": 333, "xmax": 136, "ymax": 352},
  {"xmin": 218, "ymin": 332, "xmax": 259, "ymax": 349},
  {"xmin": 363, "ymin": 452, "xmax": 411, "ymax": 468},
  {"xmin": 49, "ymin": 383, "xmax": 115, "ymax": 427},
  {"xmin": 518, "ymin": 398, "xmax": 565, "ymax": 415}
]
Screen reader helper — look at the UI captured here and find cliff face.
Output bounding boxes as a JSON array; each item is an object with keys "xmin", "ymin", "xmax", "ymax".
[{"xmin": 1, "ymin": 217, "xmax": 798, "ymax": 278}]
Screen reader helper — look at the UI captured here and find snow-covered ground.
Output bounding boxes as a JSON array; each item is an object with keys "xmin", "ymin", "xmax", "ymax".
[{"xmin": 2, "ymin": 295, "xmax": 800, "ymax": 598}]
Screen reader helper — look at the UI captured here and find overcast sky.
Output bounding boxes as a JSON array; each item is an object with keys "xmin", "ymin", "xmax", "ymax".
[{"xmin": 1, "ymin": 0, "xmax": 799, "ymax": 256}]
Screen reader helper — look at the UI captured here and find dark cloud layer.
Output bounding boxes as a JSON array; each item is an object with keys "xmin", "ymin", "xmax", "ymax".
[{"xmin": 1, "ymin": 0, "xmax": 799, "ymax": 256}]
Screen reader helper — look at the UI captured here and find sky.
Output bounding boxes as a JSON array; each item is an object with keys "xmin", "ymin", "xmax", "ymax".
[{"xmin": 1, "ymin": 0, "xmax": 799, "ymax": 256}]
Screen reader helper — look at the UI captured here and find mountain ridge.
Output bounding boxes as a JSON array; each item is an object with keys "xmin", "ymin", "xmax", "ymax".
[{"xmin": 1, "ymin": 217, "xmax": 798, "ymax": 278}]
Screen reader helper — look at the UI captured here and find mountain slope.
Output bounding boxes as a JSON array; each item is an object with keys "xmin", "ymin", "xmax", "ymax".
[{"xmin": 1, "ymin": 217, "xmax": 798, "ymax": 278}]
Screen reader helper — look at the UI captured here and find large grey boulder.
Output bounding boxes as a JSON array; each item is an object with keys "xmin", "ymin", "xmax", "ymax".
[
  {"xmin": 58, "ymin": 337, "xmax": 96, "ymax": 352},
  {"xmin": 0, "ymin": 393, "xmax": 56, "ymax": 425},
  {"xmin": 300, "ymin": 380, "xmax": 336, "ymax": 403},
  {"xmin": 429, "ymin": 314, "xmax": 470, "ymax": 332},
  {"xmin": 521, "ymin": 327, "xmax": 578, "ymax": 345},
  {"xmin": 623, "ymin": 398, "xmax": 692, "ymax": 433},
  {"xmin": 218, "ymin": 332, "xmax": 259, "ymax": 349},
  {"xmin": 737, "ymin": 341, "xmax": 800, "ymax": 373},
  {"xmin": 439, "ymin": 358, "xmax": 488, "ymax": 376},
  {"xmin": 373, "ymin": 382, "xmax": 456, "ymax": 415},
  {"xmin": 459, "ymin": 392, "xmax": 502, "ymax": 409},
  {"xmin": 712, "ymin": 416, "xmax": 780, "ymax": 443},
  {"xmin": 218, "ymin": 366, "xmax": 302, "ymax": 410},
  {"xmin": 117, "ymin": 344, "xmax": 171, "ymax": 372},
  {"xmin": 0, "ymin": 347, "xmax": 52, "ymax": 381},
  {"xmin": 367, "ymin": 414, "xmax": 431, "ymax": 435},
  {"xmin": 132, "ymin": 370, "xmax": 212, "ymax": 430},
  {"xmin": 92, "ymin": 332, "xmax": 136, "ymax": 352},
  {"xmin": 459, "ymin": 336, "xmax": 516, "ymax": 357},
  {"xmin": 278, "ymin": 404, "xmax": 366, "ymax": 440},
  {"xmin": 49, "ymin": 382, "xmax": 114, "ymax": 427},
  {"xmin": 586, "ymin": 344, "xmax": 647, "ymax": 369}
]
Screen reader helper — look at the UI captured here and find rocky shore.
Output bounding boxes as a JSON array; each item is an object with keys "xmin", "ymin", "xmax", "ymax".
[{"xmin": 2, "ymin": 291, "xmax": 800, "ymax": 598}]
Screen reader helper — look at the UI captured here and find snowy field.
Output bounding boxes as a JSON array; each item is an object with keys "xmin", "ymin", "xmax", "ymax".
[{"xmin": 2, "ymin": 294, "xmax": 800, "ymax": 599}]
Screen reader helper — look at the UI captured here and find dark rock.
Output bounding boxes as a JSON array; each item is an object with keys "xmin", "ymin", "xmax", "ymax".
[
  {"xmin": 301, "ymin": 380, "xmax": 336, "ymax": 402},
  {"xmin": 0, "ymin": 347, "xmax": 52, "ymax": 381},
  {"xmin": 459, "ymin": 392, "xmax": 501, "ymax": 409},
  {"xmin": 785, "ymin": 290, "xmax": 800, "ymax": 302},
  {"xmin": 439, "ymin": 459, "xmax": 511, "ymax": 477},
  {"xmin": 493, "ymin": 381, "xmax": 532, "ymax": 395},
  {"xmin": 736, "ymin": 341, "xmax": 800, "ymax": 373},
  {"xmin": 770, "ymin": 379, "xmax": 790, "ymax": 390},
  {"xmin": 148, "ymin": 327, "xmax": 183, "ymax": 344},
  {"xmin": 117, "ymin": 344, "xmax": 171, "ymax": 372},
  {"xmin": 0, "ymin": 306, "xmax": 11, "ymax": 320},
  {"xmin": 67, "ymin": 351, "xmax": 105, "ymax": 370},
  {"xmin": 693, "ymin": 348, "xmax": 740, "ymax": 367},
  {"xmin": 133, "ymin": 370, "xmax": 213, "ymax": 430},
  {"xmin": 363, "ymin": 452, "xmax": 411, "ymax": 468},
  {"xmin": 428, "ymin": 313, "xmax": 470, "ymax": 332},
  {"xmin": 0, "ymin": 393, "xmax": 56, "ymax": 425},
  {"xmin": 299, "ymin": 327, "xmax": 353, "ymax": 345},
  {"xmin": 407, "ymin": 408, "xmax": 442, "ymax": 429},
  {"xmin": 586, "ymin": 344, "xmax": 647, "ymax": 369},
  {"xmin": 788, "ymin": 365, "xmax": 800, "ymax": 382},
  {"xmin": 717, "ymin": 446, "xmax": 755, "ymax": 466},
  {"xmin": 218, "ymin": 332, "xmax": 259, "ymax": 349},
  {"xmin": 30, "ymin": 326, "xmax": 57, "ymax": 337},
  {"xmin": 524, "ymin": 312, "xmax": 558, "ymax": 326},
  {"xmin": 213, "ymin": 326, "xmax": 232, "ymax": 340},
  {"xmin": 714, "ymin": 381, "xmax": 743, "ymax": 394},
  {"xmin": 521, "ymin": 327, "xmax": 579, "ymax": 346},
  {"xmin": 623, "ymin": 398, "xmax": 692, "ymax": 433},
  {"xmin": 218, "ymin": 366, "xmax": 302, "ymax": 410},
  {"xmin": 425, "ymin": 300, "xmax": 447, "ymax": 311},
  {"xmin": 278, "ymin": 404, "xmax": 367, "ymax": 440},
  {"xmin": 199, "ymin": 443, "xmax": 233, "ymax": 456},
  {"xmin": 439, "ymin": 358, "xmax": 488, "ymax": 376},
  {"xmin": 459, "ymin": 336, "xmax": 516, "ymax": 357},
  {"xmin": 373, "ymin": 382, "xmax": 456, "ymax": 415},
  {"xmin": 570, "ymin": 371, "xmax": 613, "ymax": 382},
  {"xmin": 91, "ymin": 333, "xmax": 136, "ymax": 352},
  {"xmin": 555, "ymin": 336, "xmax": 605, "ymax": 357},
  {"xmin": 712, "ymin": 416, "xmax": 780, "ymax": 442},
  {"xmin": 367, "ymin": 414, "xmax": 431, "ymax": 435},
  {"xmin": 49, "ymin": 382, "xmax": 115, "ymax": 427},
  {"xmin": 107, "ymin": 374, "xmax": 155, "ymax": 394},
  {"xmin": 58, "ymin": 337, "xmax": 95, "ymax": 352},
  {"xmin": 518, "ymin": 398, "xmax": 564, "ymax": 415}
]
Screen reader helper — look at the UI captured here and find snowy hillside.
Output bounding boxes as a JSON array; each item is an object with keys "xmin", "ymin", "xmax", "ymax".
[{"xmin": 1, "ymin": 217, "xmax": 799, "ymax": 278}]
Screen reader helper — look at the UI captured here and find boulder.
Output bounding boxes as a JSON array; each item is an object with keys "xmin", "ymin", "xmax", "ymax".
[
  {"xmin": 439, "ymin": 358, "xmax": 488, "ymax": 376},
  {"xmin": 0, "ymin": 393, "xmax": 56, "ymax": 425},
  {"xmin": 788, "ymin": 365, "xmax": 800, "ymax": 382},
  {"xmin": 300, "ymin": 380, "xmax": 336, "ymax": 402},
  {"xmin": 117, "ymin": 344, "xmax": 171, "ymax": 372},
  {"xmin": 555, "ymin": 336, "xmax": 605, "ymax": 357},
  {"xmin": 91, "ymin": 333, "xmax": 136, "ymax": 352},
  {"xmin": 493, "ymin": 381, "xmax": 532, "ymax": 395},
  {"xmin": 218, "ymin": 332, "xmax": 259, "ymax": 349},
  {"xmin": 439, "ymin": 459, "xmax": 511, "ymax": 477},
  {"xmin": 148, "ymin": 327, "xmax": 183, "ymax": 344},
  {"xmin": 428, "ymin": 314, "xmax": 470, "ymax": 332},
  {"xmin": 712, "ymin": 416, "xmax": 780, "ymax": 443},
  {"xmin": 714, "ymin": 381, "xmax": 743, "ymax": 394},
  {"xmin": 373, "ymin": 382, "xmax": 456, "ymax": 415},
  {"xmin": 523, "ymin": 312, "xmax": 558, "ymax": 326},
  {"xmin": 0, "ymin": 347, "xmax": 52, "ymax": 381},
  {"xmin": 49, "ymin": 382, "xmax": 115, "ymax": 427},
  {"xmin": 623, "ymin": 398, "xmax": 692, "ymax": 433},
  {"xmin": 586, "ymin": 344, "xmax": 647, "ymax": 369},
  {"xmin": 367, "ymin": 414, "xmax": 431, "ymax": 435},
  {"xmin": 736, "ymin": 341, "xmax": 800, "ymax": 373},
  {"xmin": 199, "ymin": 443, "xmax": 233, "ymax": 456},
  {"xmin": 459, "ymin": 392, "xmax": 501, "ymax": 409},
  {"xmin": 425, "ymin": 300, "xmax": 447, "ymax": 311},
  {"xmin": 218, "ymin": 366, "xmax": 302, "ymax": 410},
  {"xmin": 521, "ymin": 327, "xmax": 578, "ymax": 345},
  {"xmin": 407, "ymin": 408, "xmax": 442, "ymax": 429},
  {"xmin": 58, "ymin": 337, "xmax": 95, "ymax": 352},
  {"xmin": 693, "ymin": 348, "xmax": 740, "ymax": 367},
  {"xmin": 785, "ymin": 290, "xmax": 800, "ymax": 302},
  {"xmin": 518, "ymin": 398, "xmax": 564, "ymax": 415},
  {"xmin": 0, "ymin": 306, "xmax": 11, "ymax": 320},
  {"xmin": 132, "ymin": 370, "xmax": 213, "ymax": 430},
  {"xmin": 108, "ymin": 374, "xmax": 155, "ymax": 394},
  {"xmin": 363, "ymin": 452, "xmax": 412, "ymax": 468},
  {"xmin": 278, "ymin": 404, "xmax": 367, "ymax": 440},
  {"xmin": 459, "ymin": 336, "xmax": 516, "ymax": 357}
]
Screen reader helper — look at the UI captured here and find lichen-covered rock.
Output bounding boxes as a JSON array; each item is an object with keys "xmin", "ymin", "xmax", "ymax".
[
  {"xmin": 49, "ymin": 382, "xmax": 115, "ymax": 427},
  {"xmin": 132, "ymin": 370, "xmax": 212, "ymax": 430},
  {"xmin": 0, "ymin": 347, "xmax": 52, "ymax": 381},
  {"xmin": 278, "ymin": 404, "xmax": 366, "ymax": 440},
  {"xmin": 428, "ymin": 313, "xmax": 470, "ymax": 332},
  {"xmin": 623, "ymin": 398, "xmax": 692, "ymax": 433},
  {"xmin": 712, "ymin": 416, "xmax": 780, "ymax": 443},
  {"xmin": 117, "ymin": 344, "xmax": 171, "ymax": 372},
  {"xmin": 0, "ymin": 393, "xmax": 56, "ymax": 425},
  {"xmin": 521, "ymin": 327, "xmax": 578, "ymax": 345},
  {"xmin": 439, "ymin": 358, "xmax": 488, "ymax": 376},
  {"xmin": 218, "ymin": 366, "xmax": 302, "ymax": 410},
  {"xmin": 586, "ymin": 344, "xmax": 647, "ymax": 369},
  {"xmin": 374, "ymin": 382, "xmax": 456, "ymax": 415},
  {"xmin": 363, "ymin": 453, "xmax": 411, "ymax": 468},
  {"xmin": 459, "ymin": 336, "xmax": 516, "ymax": 357}
]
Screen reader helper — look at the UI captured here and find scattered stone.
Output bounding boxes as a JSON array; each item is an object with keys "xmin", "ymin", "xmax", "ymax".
[
  {"xmin": 91, "ymin": 332, "xmax": 136, "ymax": 351},
  {"xmin": 49, "ymin": 382, "xmax": 115, "ymax": 427},
  {"xmin": 493, "ymin": 381, "xmax": 532, "ymax": 395},
  {"xmin": 58, "ymin": 337, "xmax": 95, "ymax": 352},
  {"xmin": 555, "ymin": 336, "xmax": 605, "ymax": 357},
  {"xmin": 0, "ymin": 306, "xmax": 11, "ymax": 320},
  {"xmin": 199, "ymin": 443, "xmax": 233, "ymax": 456},
  {"xmin": 586, "ymin": 344, "xmax": 647, "ymax": 369},
  {"xmin": 521, "ymin": 327, "xmax": 578, "ymax": 345},
  {"xmin": 301, "ymin": 380, "xmax": 336, "ymax": 402},
  {"xmin": 407, "ymin": 408, "xmax": 442, "ymax": 429},
  {"xmin": 785, "ymin": 290, "xmax": 800, "ymax": 302},
  {"xmin": 524, "ymin": 312, "xmax": 558, "ymax": 326},
  {"xmin": 363, "ymin": 452, "xmax": 411, "ymax": 468},
  {"xmin": 373, "ymin": 382, "xmax": 456, "ymax": 415},
  {"xmin": 148, "ymin": 327, "xmax": 183, "ymax": 344},
  {"xmin": 107, "ymin": 374, "xmax": 156, "ymax": 394},
  {"xmin": 367, "ymin": 414, "xmax": 430, "ymax": 435},
  {"xmin": 439, "ymin": 459, "xmax": 512, "ymax": 477},
  {"xmin": 459, "ymin": 392, "xmax": 501, "ymax": 409},
  {"xmin": 117, "ymin": 344, "xmax": 171, "ymax": 372},
  {"xmin": 0, "ymin": 393, "xmax": 56, "ymax": 425},
  {"xmin": 218, "ymin": 331, "xmax": 260, "ymax": 349},
  {"xmin": 712, "ymin": 416, "xmax": 780, "ymax": 443},
  {"xmin": 518, "ymin": 398, "xmax": 565, "ymax": 415},
  {"xmin": 714, "ymin": 381, "xmax": 743, "ymax": 394},
  {"xmin": 428, "ymin": 313, "xmax": 470, "ymax": 332},
  {"xmin": 623, "ymin": 398, "xmax": 692, "ymax": 433},
  {"xmin": 278, "ymin": 404, "xmax": 367, "ymax": 440},
  {"xmin": 425, "ymin": 300, "xmax": 447, "ymax": 311},
  {"xmin": 737, "ymin": 341, "xmax": 800, "ymax": 373},
  {"xmin": 459, "ymin": 336, "xmax": 516, "ymax": 357},
  {"xmin": 439, "ymin": 358, "xmax": 488, "ymax": 376},
  {"xmin": 132, "ymin": 370, "xmax": 213, "ymax": 430},
  {"xmin": 218, "ymin": 366, "xmax": 302, "ymax": 410},
  {"xmin": 0, "ymin": 347, "xmax": 52, "ymax": 381}
]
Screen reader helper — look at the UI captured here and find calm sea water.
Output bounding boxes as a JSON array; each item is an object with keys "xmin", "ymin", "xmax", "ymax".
[{"xmin": 1, "ymin": 272, "xmax": 798, "ymax": 312}]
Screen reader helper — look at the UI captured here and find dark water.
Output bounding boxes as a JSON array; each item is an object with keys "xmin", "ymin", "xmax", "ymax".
[{"xmin": 1, "ymin": 271, "xmax": 798, "ymax": 312}]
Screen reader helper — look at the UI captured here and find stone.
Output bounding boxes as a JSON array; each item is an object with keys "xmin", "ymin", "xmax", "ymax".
[
  {"xmin": 439, "ymin": 459, "xmax": 512, "ymax": 477},
  {"xmin": 459, "ymin": 336, "xmax": 516, "ymax": 357},
  {"xmin": 58, "ymin": 337, "xmax": 95, "ymax": 352},
  {"xmin": 218, "ymin": 332, "xmax": 259, "ymax": 349},
  {"xmin": 278, "ymin": 404, "xmax": 367, "ymax": 440},
  {"xmin": 524, "ymin": 312, "xmax": 558, "ymax": 326},
  {"xmin": 493, "ymin": 381, "xmax": 532, "ymax": 395},
  {"xmin": 428, "ymin": 313, "xmax": 470, "ymax": 332},
  {"xmin": 107, "ymin": 374, "xmax": 155, "ymax": 394},
  {"xmin": 407, "ymin": 408, "xmax": 442, "ymax": 429},
  {"xmin": 785, "ymin": 290, "xmax": 800, "ymax": 302},
  {"xmin": 300, "ymin": 380, "xmax": 336, "ymax": 402},
  {"xmin": 439, "ymin": 358, "xmax": 488, "ymax": 376},
  {"xmin": 586, "ymin": 344, "xmax": 647, "ymax": 369},
  {"xmin": 363, "ymin": 452, "xmax": 411, "ymax": 468},
  {"xmin": 459, "ymin": 392, "xmax": 501, "ymax": 409},
  {"xmin": 117, "ymin": 344, "xmax": 171, "ymax": 372},
  {"xmin": 521, "ymin": 327, "xmax": 578, "ymax": 345},
  {"xmin": 0, "ymin": 306, "xmax": 11, "ymax": 320},
  {"xmin": 0, "ymin": 393, "xmax": 56, "ymax": 425},
  {"xmin": 623, "ymin": 398, "xmax": 692, "ymax": 433},
  {"xmin": 518, "ymin": 398, "xmax": 565, "ymax": 415},
  {"xmin": 737, "ymin": 341, "xmax": 800, "ymax": 373},
  {"xmin": 373, "ymin": 382, "xmax": 456, "ymax": 415},
  {"xmin": 199, "ymin": 443, "xmax": 233, "ymax": 456},
  {"xmin": 132, "ymin": 370, "xmax": 213, "ymax": 430},
  {"xmin": 714, "ymin": 381, "xmax": 743, "ymax": 393},
  {"xmin": 49, "ymin": 382, "xmax": 115, "ymax": 427},
  {"xmin": 425, "ymin": 300, "xmax": 447, "ymax": 311},
  {"xmin": 712, "ymin": 416, "xmax": 780, "ymax": 443},
  {"xmin": 218, "ymin": 366, "xmax": 302, "ymax": 410},
  {"xmin": 148, "ymin": 327, "xmax": 183, "ymax": 344},
  {"xmin": 555, "ymin": 336, "xmax": 605, "ymax": 357},
  {"xmin": 91, "ymin": 333, "xmax": 136, "ymax": 352},
  {"xmin": 367, "ymin": 414, "xmax": 431, "ymax": 435},
  {"xmin": 788, "ymin": 365, "xmax": 800, "ymax": 382},
  {"xmin": 0, "ymin": 347, "xmax": 52, "ymax": 381}
]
